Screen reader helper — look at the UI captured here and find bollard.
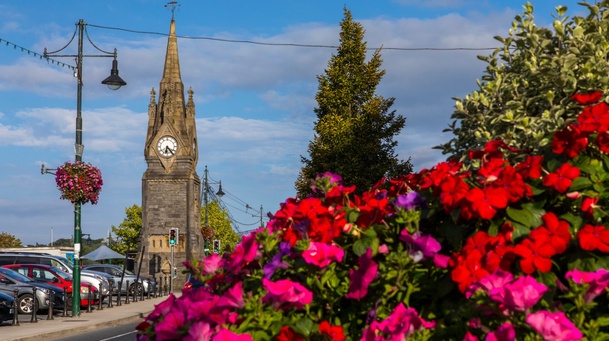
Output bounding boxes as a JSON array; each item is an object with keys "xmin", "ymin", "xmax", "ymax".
[
  {"xmin": 30, "ymin": 287, "xmax": 38, "ymax": 323},
  {"xmin": 107, "ymin": 283, "xmax": 113, "ymax": 309},
  {"xmin": 11, "ymin": 289, "xmax": 19, "ymax": 326},
  {"xmin": 98, "ymin": 283, "xmax": 103, "ymax": 311},
  {"xmin": 153, "ymin": 278, "xmax": 157, "ymax": 298},
  {"xmin": 86, "ymin": 284, "xmax": 92, "ymax": 313},
  {"xmin": 141, "ymin": 282, "xmax": 145, "ymax": 301},
  {"xmin": 132, "ymin": 282, "xmax": 138, "ymax": 303},
  {"xmin": 62, "ymin": 286, "xmax": 68, "ymax": 317},
  {"xmin": 164, "ymin": 276, "xmax": 168, "ymax": 296},
  {"xmin": 124, "ymin": 280, "xmax": 130, "ymax": 305},
  {"xmin": 147, "ymin": 282, "xmax": 151, "ymax": 300},
  {"xmin": 116, "ymin": 282, "xmax": 122, "ymax": 306},
  {"xmin": 47, "ymin": 289, "xmax": 54, "ymax": 320}
]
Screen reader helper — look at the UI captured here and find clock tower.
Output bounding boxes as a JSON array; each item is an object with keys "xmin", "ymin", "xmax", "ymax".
[{"xmin": 138, "ymin": 17, "xmax": 201, "ymax": 287}]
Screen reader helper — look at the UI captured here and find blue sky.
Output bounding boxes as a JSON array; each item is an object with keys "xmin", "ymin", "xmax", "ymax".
[{"xmin": 0, "ymin": 0, "xmax": 588, "ymax": 245}]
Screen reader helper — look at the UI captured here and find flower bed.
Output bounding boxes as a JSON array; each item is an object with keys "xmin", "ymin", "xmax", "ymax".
[
  {"xmin": 137, "ymin": 92, "xmax": 609, "ymax": 340},
  {"xmin": 55, "ymin": 161, "xmax": 103, "ymax": 205}
]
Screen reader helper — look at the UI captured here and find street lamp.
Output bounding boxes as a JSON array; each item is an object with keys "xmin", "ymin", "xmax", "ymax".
[
  {"xmin": 202, "ymin": 166, "xmax": 224, "ymax": 255},
  {"xmin": 43, "ymin": 19, "xmax": 126, "ymax": 317}
]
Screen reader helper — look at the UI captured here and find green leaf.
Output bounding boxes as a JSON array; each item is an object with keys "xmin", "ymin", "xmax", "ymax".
[
  {"xmin": 294, "ymin": 318, "xmax": 314, "ymax": 336},
  {"xmin": 506, "ymin": 204, "xmax": 544, "ymax": 229},
  {"xmin": 353, "ymin": 239, "xmax": 368, "ymax": 256},
  {"xmin": 570, "ymin": 177, "xmax": 593, "ymax": 191}
]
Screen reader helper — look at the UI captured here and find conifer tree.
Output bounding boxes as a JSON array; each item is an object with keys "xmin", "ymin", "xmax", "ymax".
[{"xmin": 296, "ymin": 8, "xmax": 411, "ymax": 196}]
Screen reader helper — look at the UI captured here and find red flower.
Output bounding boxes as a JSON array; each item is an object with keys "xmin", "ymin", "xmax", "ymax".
[
  {"xmin": 464, "ymin": 187, "xmax": 509, "ymax": 220},
  {"xmin": 543, "ymin": 163, "xmax": 580, "ymax": 193},
  {"xmin": 577, "ymin": 101, "xmax": 609, "ymax": 133},
  {"xmin": 493, "ymin": 165, "xmax": 532, "ymax": 203},
  {"xmin": 451, "ymin": 249, "xmax": 489, "ymax": 293},
  {"xmin": 595, "ymin": 132, "xmax": 609, "ymax": 154},
  {"xmin": 515, "ymin": 155, "xmax": 543, "ymax": 180},
  {"xmin": 477, "ymin": 158, "xmax": 506, "ymax": 183},
  {"xmin": 438, "ymin": 176, "xmax": 469, "ymax": 213},
  {"xmin": 551, "ymin": 124, "xmax": 588, "ymax": 158},
  {"xmin": 276, "ymin": 326, "xmax": 305, "ymax": 341},
  {"xmin": 529, "ymin": 213, "xmax": 571, "ymax": 254},
  {"xmin": 513, "ymin": 238, "xmax": 556, "ymax": 274},
  {"xmin": 319, "ymin": 321, "xmax": 346, "ymax": 341},
  {"xmin": 572, "ymin": 91, "xmax": 603, "ymax": 105},
  {"xmin": 582, "ymin": 197, "xmax": 599, "ymax": 217},
  {"xmin": 577, "ymin": 224, "xmax": 609, "ymax": 252}
]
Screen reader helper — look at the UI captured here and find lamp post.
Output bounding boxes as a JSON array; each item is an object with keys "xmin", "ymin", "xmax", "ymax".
[
  {"xmin": 43, "ymin": 19, "xmax": 126, "ymax": 317},
  {"xmin": 202, "ymin": 166, "xmax": 224, "ymax": 255}
]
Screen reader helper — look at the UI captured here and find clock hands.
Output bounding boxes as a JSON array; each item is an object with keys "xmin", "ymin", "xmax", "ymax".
[{"xmin": 164, "ymin": 146, "xmax": 175, "ymax": 155}]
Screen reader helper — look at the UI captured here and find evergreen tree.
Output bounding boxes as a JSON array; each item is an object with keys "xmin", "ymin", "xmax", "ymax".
[
  {"xmin": 437, "ymin": 2, "xmax": 609, "ymax": 163},
  {"xmin": 296, "ymin": 7, "xmax": 411, "ymax": 196}
]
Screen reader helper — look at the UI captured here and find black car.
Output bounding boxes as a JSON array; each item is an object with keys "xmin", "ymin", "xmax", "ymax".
[
  {"xmin": 0, "ymin": 267, "xmax": 64, "ymax": 314},
  {"xmin": 0, "ymin": 291, "xmax": 14, "ymax": 321}
]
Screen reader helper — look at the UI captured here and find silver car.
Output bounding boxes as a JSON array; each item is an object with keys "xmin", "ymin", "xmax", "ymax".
[
  {"xmin": 84, "ymin": 264, "xmax": 154, "ymax": 295},
  {"xmin": 0, "ymin": 267, "xmax": 64, "ymax": 314}
]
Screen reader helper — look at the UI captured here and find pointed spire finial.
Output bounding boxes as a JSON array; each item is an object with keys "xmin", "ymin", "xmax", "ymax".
[{"xmin": 165, "ymin": 1, "xmax": 180, "ymax": 20}]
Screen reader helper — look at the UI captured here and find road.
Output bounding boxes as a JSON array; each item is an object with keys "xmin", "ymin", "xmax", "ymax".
[{"xmin": 51, "ymin": 320, "xmax": 141, "ymax": 341}]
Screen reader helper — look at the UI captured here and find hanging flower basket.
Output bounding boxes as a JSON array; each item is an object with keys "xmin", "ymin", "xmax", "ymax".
[{"xmin": 55, "ymin": 161, "xmax": 103, "ymax": 205}]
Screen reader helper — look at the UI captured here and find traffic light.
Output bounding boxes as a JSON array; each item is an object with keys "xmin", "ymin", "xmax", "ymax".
[
  {"xmin": 213, "ymin": 239, "xmax": 220, "ymax": 253},
  {"xmin": 169, "ymin": 228, "xmax": 179, "ymax": 246}
]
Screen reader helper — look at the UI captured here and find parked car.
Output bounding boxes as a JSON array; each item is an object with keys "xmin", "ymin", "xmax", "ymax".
[
  {"xmin": 84, "ymin": 264, "xmax": 156, "ymax": 295},
  {"xmin": 3, "ymin": 264, "xmax": 99, "ymax": 307},
  {"xmin": 0, "ymin": 252, "xmax": 112, "ymax": 299},
  {"xmin": 0, "ymin": 291, "xmax": 15, "ymax": 321},
  {"xmin": 183, "ymin": 273, "xmax": 203, "ymax": 291},
  {"xmin": 0, "ymin": 267, "xmax": 64, "ymax": 314}
]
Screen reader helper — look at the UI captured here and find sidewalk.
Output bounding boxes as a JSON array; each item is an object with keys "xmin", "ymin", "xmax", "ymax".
[{"xmin": 2, "ymin": 293, "xmax": 171, "ymax": 341}]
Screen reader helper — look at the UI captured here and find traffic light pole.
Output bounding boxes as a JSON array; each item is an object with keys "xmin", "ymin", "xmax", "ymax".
[{"xmin": 170, "ymin": 244, "xmax": 174, "ymax": 293}]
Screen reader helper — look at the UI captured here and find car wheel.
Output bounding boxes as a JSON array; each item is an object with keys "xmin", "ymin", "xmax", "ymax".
[
  {"xmin": 129, "ymin": 283, "xmax": 143, "ymax": 296},
  {"xmin": 65, "ymin": 294, "xmax": 73, "ymax": 309},
  {"xmin": 18, "ymin": 294, "xmax": 36, "ymax": 314}
]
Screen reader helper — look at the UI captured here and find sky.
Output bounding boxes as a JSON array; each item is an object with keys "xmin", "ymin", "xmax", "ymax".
[{"xmin": 0, "ymin": 0, "xmax": 589, "ymax": 246}]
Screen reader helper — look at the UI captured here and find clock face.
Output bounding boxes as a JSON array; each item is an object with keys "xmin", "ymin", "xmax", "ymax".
[{"xmin": 157, "ymin": 136, "xmax": 178, "ymax": 157}]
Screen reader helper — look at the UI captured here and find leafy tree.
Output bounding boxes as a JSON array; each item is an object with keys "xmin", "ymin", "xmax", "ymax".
[
  {"xmin": 0, "ymin": 232, "xmax": 22, "ymax": 248},
  {"xmin": 111, "ymin": 204, "xmax": 142, "ymax": 254},
  {"xmin": 437, "ymin": 2, "xmax": 609, "ymax": 163},
  {"xmin": 296, "ymin": 7, "xmax": 412, "ymax": 196},
  {"xmin": 201, "ymin": 200, "xmax": 240, "ymax": 254}
]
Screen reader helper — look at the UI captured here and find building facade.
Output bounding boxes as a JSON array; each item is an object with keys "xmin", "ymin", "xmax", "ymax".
[{"xmin": 138, "ymin": 17, "xmax": 201, "ymax": 287}]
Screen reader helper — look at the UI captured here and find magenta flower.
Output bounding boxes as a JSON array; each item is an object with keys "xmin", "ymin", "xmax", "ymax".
[
  {"xmin": 217, "ymin": 281, "xmax": 245, "ymax": 309},
  {"xmin": 146, "ymin": 293, "xmax": 177, "ymax": 322},
  {"xmin": 360, "ymin": 303, "xmax": 435, "ymax": 341},
  {"xmin": 463, "ymin": 332, "xmax": 480, "ymax": 341},
  {"xmin": 185, "ymin": 321, "xmax": 214, "ymax": 341},
  {"xmin": 565, "ymin": 268, "xmax": 609, "ymax": 303},
  {"xmin": 202, "ymin": 253, "xmax": 224, "ymax": 275},
  {"xmin": 490, "ymin": 275, "xmax": 547, "ymax": 312},
  {"xmin": 212, "ymin": 328, "xmax": 254, "ymax": 341},
  {"xmin": 262, "ymin": 278, "xmax": 313, "ymax": 310},
  {"xmin": 485, "ymin": 322, "xmax": 515, "ymax": 341},
  {"xmin": 346, "ymin": 248, "xmax": 378, "ymax": 300},
  {"xmin": 400, "ymin": 230, "xmax": 442, "ymax": 262},
  {"xmin": 302, "ymin": 241, "xmax": 344, "ymax": 268},
  {"xmin": 154, "ymin": 307, "xmax": 187, "ymax": 340},
  {"xmin": 230, "ymin": 232, "xmax": 260, "ymax": 271},
  {"xmin": 466, "ymin": 269, "xmax": 514, "ymax": 299},
  {"xmin": 526, "ymin": 310, "xmax": 583, "ymax": 341}
]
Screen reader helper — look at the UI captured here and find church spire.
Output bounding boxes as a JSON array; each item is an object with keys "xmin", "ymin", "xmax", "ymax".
[{"xmin": 159, "ymin": 18, "xmax": 185, "ymax": 115}]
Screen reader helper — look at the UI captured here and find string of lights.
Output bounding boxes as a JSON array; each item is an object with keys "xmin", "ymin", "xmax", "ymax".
[
  {"xmin": 0, "ymin": 37, "xmax": 76, "ymax": 71},
  {"xmin": 87, "ymin": 23, "xmax": 497, "ymax": 52}
]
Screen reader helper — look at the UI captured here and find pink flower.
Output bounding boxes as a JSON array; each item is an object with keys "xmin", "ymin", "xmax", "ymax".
[
  {"xmin": 212, "ymin": 328, "xmax": 254, "ymax": 341},
  {"xmin": 262, "ymin": 278, "xmax": 313, "ymax": 310},
  {"xmin": 185, "ymin": 321, "xmax": 214, "ymax": 341},
  {"xmin": 146, "ymin": 293, "xmax": 177, "ymax": 322},
  {"xmin": 490, "ymin": 275, "xmax": 547, "ymax": 312},
  {"xmin": 526, "ymin": 310, "xmax": 583, "ymax": 341},
  {"xmin": 217, "ymin": 281, "xmax": 245, "ymax": 309},
  {"xmin": 230, "ymin": 232, "xmax": 260, "ymax": 271},
  {"xmin": 360, "ymin": 303, "xmax": 435, "ymax": 341},
  {"xmin": 155, "ymin": 307, "xmax": 187, "ymax": 340},
  {"xmin": 463, "ymin": 332, "xmax": 480, "ymax": 341},
  {"xmin": 433, "ymin": 253, "xmax": 450, "ymax": 268},
  {"xmin": 466, "ymin": 269, "xmax": 514, "ymax": 299},
  {"xmin": 485, "ymin": 322, "xmax": 515, "ymax": 341},
  {"xmin": 346, "ymin": 248, "xmax": 378, "ymax": 300},
  {"xmin": 565, "ymin": 268, "xmax": 609, "ymax": 303},
  {"xmin": 202, "ymin": 253, "xmax": 224, "ymax": 275},
  {"xmin": 302, "ymin": 241, "xmax": 344, "ymax": 268}
]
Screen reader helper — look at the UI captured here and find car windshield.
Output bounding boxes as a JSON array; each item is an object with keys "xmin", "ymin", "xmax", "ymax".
[
  {"xmin": 51, "ymin": 256, "xmax": 74, "ymax": 271},
  {"xmin": 0, "ymin": 268, "xmax": 34, "ymax": 283},
  {"xmin": 50, "ymin": 267, "xmax": 71, "ymax": 281}
]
